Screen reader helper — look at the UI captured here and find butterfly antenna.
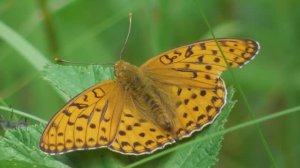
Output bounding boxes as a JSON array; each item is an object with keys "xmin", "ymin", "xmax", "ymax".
[{"xmin": 119, "ymin": 12, "xmax": 132, "ymax": 60}]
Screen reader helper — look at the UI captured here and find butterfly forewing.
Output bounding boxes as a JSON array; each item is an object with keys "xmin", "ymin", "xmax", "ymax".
[
  {"xmin": 40, "ymin": 80, "xmax": 124, "ymax": 154},
  {"xmin": 142, "ymin": 39, "xmax": 259, "ymax": 88}
]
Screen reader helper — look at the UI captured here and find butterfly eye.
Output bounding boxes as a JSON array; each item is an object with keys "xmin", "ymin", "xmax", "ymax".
[
  {"xmin": 134, "ymin": 76, "xmax": 140, "ymax": 82},
  {"xmin": 115, "ymin": 71, "xmax": 123, "ymax": 78}
]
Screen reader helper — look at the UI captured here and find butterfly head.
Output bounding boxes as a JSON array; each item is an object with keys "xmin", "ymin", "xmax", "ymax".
[{"xmin": 114, "ymin": 60, "xmax": 139, "ymax": 80}]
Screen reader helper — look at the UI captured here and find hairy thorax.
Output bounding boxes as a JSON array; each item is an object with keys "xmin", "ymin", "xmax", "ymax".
[{"xmin": 114, "ymin": 60, "xmax": 176, "ymax": 134}]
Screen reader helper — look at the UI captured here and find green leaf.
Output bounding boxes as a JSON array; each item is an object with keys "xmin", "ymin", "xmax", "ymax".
[
  {"xmin": 43, "ymin": 64, "xmax": 114, "ymax": 99},
  {"xmin": 0, "ymin": 124, "xmax": 70, "ymax": 168},
  {"xmin": 157, "ymin": 88, "xmax": 236, "ymax": 168}
]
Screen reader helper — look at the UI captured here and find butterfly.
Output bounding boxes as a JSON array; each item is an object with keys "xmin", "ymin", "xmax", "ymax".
[{"xmin": 40, "ymin": 38, "xmax": 259, "ymax": 155}]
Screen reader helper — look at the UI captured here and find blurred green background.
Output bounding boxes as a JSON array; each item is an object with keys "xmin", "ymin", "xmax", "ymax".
[{"xmin": 0, "ymin": 0, "xmax": 300, "ymax": 167}]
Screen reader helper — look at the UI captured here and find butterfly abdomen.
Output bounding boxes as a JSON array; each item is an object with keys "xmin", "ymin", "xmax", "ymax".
[{"xmin": 142, "ymin": 92, "xmax": 173, "ymax": 131}]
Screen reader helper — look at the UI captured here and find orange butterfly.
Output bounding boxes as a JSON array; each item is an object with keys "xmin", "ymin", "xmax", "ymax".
[{"xmin": 40, "ymin": 38, "xmax": 259, "ymax": 155}]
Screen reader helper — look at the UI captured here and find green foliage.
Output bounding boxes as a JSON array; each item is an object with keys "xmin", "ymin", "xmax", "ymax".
[
  {"xmin": 43, "ymin": 64, "xmax": 114, "ymax": 98},
  {"xmin": 0, "ymin": 124, "xmax": 70, "ymax": 168}
]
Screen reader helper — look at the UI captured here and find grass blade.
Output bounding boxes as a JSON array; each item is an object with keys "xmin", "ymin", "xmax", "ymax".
[{"xmin": 0, "ymin": 21, "xmax": 49, "ymax": 71}]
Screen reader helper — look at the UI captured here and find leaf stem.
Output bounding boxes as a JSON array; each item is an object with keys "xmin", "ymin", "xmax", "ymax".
[{"xmin": 0, "ymin": 106, "xmax": 47, "ymax": 124}]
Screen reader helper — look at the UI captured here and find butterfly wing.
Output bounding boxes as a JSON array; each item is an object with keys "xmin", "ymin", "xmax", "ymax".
[
  {"xmin": 141, "ymin": 38, "xmax": 259, "ymax": 88},
  {"xmin": 109, "ymin": 93, "xmax": 175, "ymax": 154},
  {"xmin": 40, "ymin": 80, "xmax": 125, "ymax": 154},
  {"xmin": 158, "ymin": 78, "xmax": 227, "ymax": 138},
  {"xmin": 141, "ymin": 38, "xmax": 259, "ymax": 138}
]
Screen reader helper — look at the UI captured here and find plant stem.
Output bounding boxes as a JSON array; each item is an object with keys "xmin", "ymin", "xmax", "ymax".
[
  {"xmin": 37, "ymin": 0, "xmax": 61, "ymax": 62},
  {"xmin": 0, "ymin": 106, "xmax": 47, "ymax": 124}
]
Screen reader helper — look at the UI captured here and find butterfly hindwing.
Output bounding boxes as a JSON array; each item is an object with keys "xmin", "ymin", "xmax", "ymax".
[
  {"xmin": 163, "ymin": 79, "xmax": 226, "ymax": 138},
  {"xmin": 109, "ymin": 95, "xmax": 175, "ymax": 154},
  {"xmin": 40, "ymin": 80, "xmax": 124, "ymax": 154}
]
